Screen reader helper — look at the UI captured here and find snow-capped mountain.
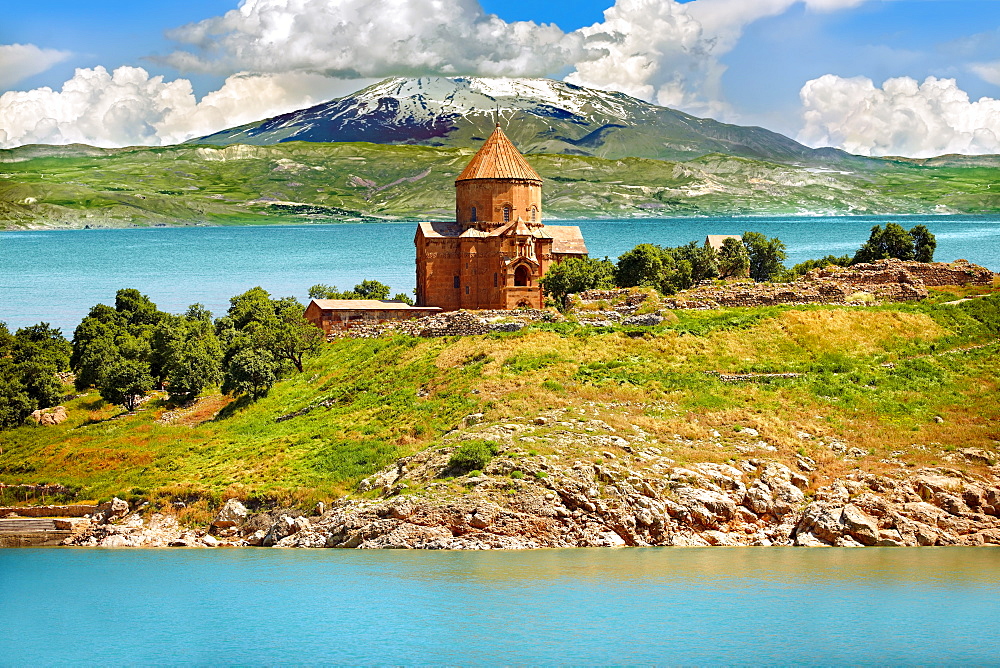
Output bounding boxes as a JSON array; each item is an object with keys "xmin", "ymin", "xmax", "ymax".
[{"xmin": 193, "ymin": 77, "xmax": 853, "ymax": 164}]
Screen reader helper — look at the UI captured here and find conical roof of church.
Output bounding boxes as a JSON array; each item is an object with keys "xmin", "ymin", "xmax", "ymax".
[{"xmin": 456, "ymin": 124, "xmax": 542, "ymax": 183}]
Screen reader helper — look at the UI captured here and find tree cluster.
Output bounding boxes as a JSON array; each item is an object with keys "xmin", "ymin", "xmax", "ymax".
[
  {"xmin": 0, "ymin": 322, "xmax": 71, "ymax": 428},
  {"xmin": 541, "ymin": 231, "xmax": 787, "ymax": 306},
  {"xmin": 68, "ymin": 286, "xmax": 324, "ymax": 413},
  {"xmin": 308, "ymin": 280, "xmax": 413, "ymax": 305},
  {"xmin": 216, "ymin": 287, "xmax": 323, "ymax": 398},
  {"xmin": 852, "ymin": 223, "xmax": 936, "ymax": 264}
]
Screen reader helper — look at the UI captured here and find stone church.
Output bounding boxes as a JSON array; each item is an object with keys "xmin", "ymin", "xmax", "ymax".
[{"xmin": 414, "ymin": 124, "xmax": 587, "ymax": 310}]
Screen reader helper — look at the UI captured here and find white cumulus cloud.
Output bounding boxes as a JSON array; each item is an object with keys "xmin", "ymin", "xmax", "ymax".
[
  {"xmin": 0, "ymin": 43, "xmax": 72, "ymax": 89},
  {"xmin": 162, "ymin": 0, "xmax": 585, "ymax": 78},
  {"xmin": 798, "ymin": 74, "xmax": 1000, "ymax": 157},
  {"xmin": 164, "ymin": 0, "xmax": 872, "ymax": 119},
  {"xmin": 564, "ymin": 0, "xmax": 870, "ymax": 118},
  {"xmin": 0, "ymin": 65, "xmax": 368, "ymax": 148}
]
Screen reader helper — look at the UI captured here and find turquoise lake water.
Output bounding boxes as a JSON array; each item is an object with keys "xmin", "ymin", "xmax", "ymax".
[
  {"xmin": 1, "ymin": 547, "xmax": 998, "ymax": 664},
  {"xmin": 1, "ymin": 215, "xmax": 999, "ymax": 332}
]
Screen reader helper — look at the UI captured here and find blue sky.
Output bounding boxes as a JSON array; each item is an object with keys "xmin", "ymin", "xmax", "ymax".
[{"xmin": 2, "ymin": 0, "xmax": 999, "ymax": 157}]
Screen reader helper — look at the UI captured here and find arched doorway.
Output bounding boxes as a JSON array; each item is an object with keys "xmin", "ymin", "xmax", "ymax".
[{"xmin": 514, "ymin": 265, "xmax": 530, "ymax": 286}]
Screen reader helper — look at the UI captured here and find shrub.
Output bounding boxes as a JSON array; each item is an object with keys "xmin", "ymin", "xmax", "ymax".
[
  {"xmin": 448, "ymin": 439, "xmax": 499, "ymax": 472},
  {"xmin": 510, "ymin": 470, "xmax": 524, "ymax": 479}
]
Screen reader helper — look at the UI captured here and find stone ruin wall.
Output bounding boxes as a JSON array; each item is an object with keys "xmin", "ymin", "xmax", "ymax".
[
  {"xmin": 824, "ymin": 258, "xmax": 995, "ymax": 288},
  {"xmin": 330, "ymin": 309, "xmax": 555, "ymax": 339},
  {"xmin": 578, "ymin": 259, "xmax": 995, "ymax": 312}
]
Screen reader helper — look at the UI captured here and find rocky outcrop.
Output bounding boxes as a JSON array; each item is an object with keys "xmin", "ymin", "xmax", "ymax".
[{"xmin": 51, "ymin": 414, "xmax": 1000, "ymax": 550}]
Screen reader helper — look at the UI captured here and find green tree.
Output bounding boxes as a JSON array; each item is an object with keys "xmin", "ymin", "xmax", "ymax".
[
  {"xmin": 352, "ymin": 279, "xmax": 391, "ymax": 299},
  {"xmin": 672, "ymin": 241, "xmax": 718, "ymax": 285},
  {"xmin": 218, "ymin": 288, "xmax": 322, "ymax": 399},
  {"xmin": 97, "ymin": 357, "xmax": 154, "ymax": 411},
  {"xmin": 392, "ymin": 292, "xmax": 416, "ymax": 306},
  {"xmin": 784, "ymin": 254, "xmax": 852, "ymax": 280},
  {"xmin": 184, "ymin": 303, "xmax": 213, "ymax": 323},
  {"xmin": 742, "ymin": 231, "xmax": 788, "ymax": 282},
  {"xmin": 11, "ymin": 323, "xmax": 72, "ymax": 370},
  {"xmin": 71, "ymin": 290, "xmax": 166, "ymax": 391},
  {"xmin": 264, "ymin": 297, "xmax": 324, "ymax": 373},
  {"xmin": 308, "ymin": 284, "xmax": 340, "ymax": 299},
  {"xmin": 615, "ymin": 244, "xmax": 667, "ymax": 289},
  {"xmin": 162, "ymin": 319, "xmax": 224, "ymax": 401},
  {"xmin": 910, "ymin": 224, "xmax": 937, "ymax": 263},
  {"xmin": 115, "ymin": 288, "xmax": 165, "ymax": 328},
  {"xmin": 541, "ymin": 256, "xmax": 616, "ymax": 307},
  {"xmin": 222, "ymin": 348, "xmax": 277, "ymax": 398},
  {"xmin": 853, "ymin": 223, "xmax": 916, "ymax": 264},
  {"xmin": 308, "ymin": 280, "xmax": 393, "ymax": 300},
  {"xmin": 0, "ymin": 322, "xmax": 70, "ymax": 429},
  {"xmin": 717, "ymin": 237, "xmax": 750, "ymax": 278},
  {"xmin": 0, "ymin": 374, "xmax": 34, "ymax": 430}
]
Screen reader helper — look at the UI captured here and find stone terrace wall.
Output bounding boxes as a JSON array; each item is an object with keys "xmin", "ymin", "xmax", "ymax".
[{"xmin": 813, "ymin": 258, "xmax": 995, "ymax": 287}]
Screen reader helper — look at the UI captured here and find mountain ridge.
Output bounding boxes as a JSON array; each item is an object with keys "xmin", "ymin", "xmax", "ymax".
[{"xmin": 191, "ymin": 76, "xmax": 863, "ymax": 166}]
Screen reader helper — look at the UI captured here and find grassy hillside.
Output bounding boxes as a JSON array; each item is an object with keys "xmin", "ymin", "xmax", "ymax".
[
  {"xmin": 2, "ymin": 142, "xmax": 999, "ymax": 229},
  {"xmin": 2, "ymin": 287, "xmax": 998, "ymax": 514}
]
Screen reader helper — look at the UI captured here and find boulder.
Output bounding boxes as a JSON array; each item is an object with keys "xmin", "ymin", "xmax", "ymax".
[
  {"xmin": 745, "ymin": 480, "xmax": 774, "ymax": 516},
  {"xmin": 797, "ymin": 503, "xmax": 846, "ymax": 544},
  {"xmin": 840, "ymin": 504, "xmax": 879, "ymax": 545},
  {"xmin": 262, "ymin": 515, "xmax": 297, "ymax": 547},
  {"xmin": 106, "ymin": 497, "xmax": 129, "ymax": 521},
  {"xmin": 213, "ymin": 499, "xmax": 249, "ymax": 528},
  {"xmin": 674, "ymin": 486, "xmax": 737, "ymax": 528},
  {"xmin": 794, "ymin": 531, "xmax": 830, "ymax": 547},
  {"xmin": 100, "ymin": 534, "xmax": 133, "ymax": 548},
  {"xmin": 28, "ymin": 406, "xmax": 68, "ymax": 426}
]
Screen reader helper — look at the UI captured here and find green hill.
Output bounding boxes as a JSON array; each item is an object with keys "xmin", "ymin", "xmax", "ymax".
[
  {"xmin": 2, "ymin": 141, "xmax": 998, "ymax": 229},
  {"xmin": 2, "ymin": 290, "xmax": 999, "ymax": 513}
]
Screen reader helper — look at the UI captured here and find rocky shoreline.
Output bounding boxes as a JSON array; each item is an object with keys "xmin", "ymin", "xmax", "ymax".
[{"xmin": 38, "ymin": 411, "xmax": 1000, "ymax": 550}]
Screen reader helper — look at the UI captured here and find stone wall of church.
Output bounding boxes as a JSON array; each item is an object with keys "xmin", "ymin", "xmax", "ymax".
[
  {"xmin": 455, "ymin": 179, "xmax": 542, "ymax": 226},
  {"xmin": 416, "ymin": 237, "xmax": 462, "ymax": 310}
]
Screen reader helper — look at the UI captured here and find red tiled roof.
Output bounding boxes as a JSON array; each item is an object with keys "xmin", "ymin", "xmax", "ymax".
[{"xmin": 456, "ymin": 125, "xmax": 542, "ymax": 183}]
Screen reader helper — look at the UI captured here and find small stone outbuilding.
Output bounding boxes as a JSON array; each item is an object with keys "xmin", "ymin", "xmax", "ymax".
[{"xmin": 304, "ymin": 299, "xmax": 441, "ymax": 335}]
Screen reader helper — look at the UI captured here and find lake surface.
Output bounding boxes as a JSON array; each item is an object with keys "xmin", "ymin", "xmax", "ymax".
[
  {"xmin": 2, "ymin": 215, "xmax": 999, "ymax": 332},
  {"xmin": 1, "ymin": 547, "xmax": 998, "ymax": 665}
]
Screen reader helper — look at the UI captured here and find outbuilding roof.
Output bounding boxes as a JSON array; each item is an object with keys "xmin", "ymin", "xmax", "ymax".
[
  {"xmin": 309, "ymin": 299, "xmax": 439, "ymax": 311},
  {"xmin": 456, "ymin": 124, "xmax": 542, "ymax": 183},
  {"xmin": 705, "ymin": 234, "xmax": 743, "ymax": 252}
]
